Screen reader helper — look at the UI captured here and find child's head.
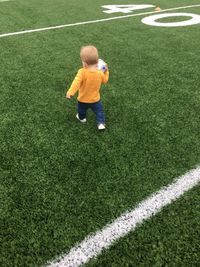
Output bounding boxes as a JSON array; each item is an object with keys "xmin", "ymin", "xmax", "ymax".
[{"xmin": 80, "ymin": 45, "xmax": 99, "ymax": 67}]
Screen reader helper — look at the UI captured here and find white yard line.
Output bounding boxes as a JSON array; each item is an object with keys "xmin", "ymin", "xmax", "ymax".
[
  {"xmin": 46, "ymin": 166, "xmax": 200, "ymax": 267},
  {"xmin": 0, "ymin": 4, "xmax": 200, "ymax": 39}
]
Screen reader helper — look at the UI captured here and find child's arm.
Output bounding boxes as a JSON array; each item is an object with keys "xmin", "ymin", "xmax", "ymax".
[
  {"xmin": 66, "ymin": 69, "xmax": 83, "ymax": 99},
  {"xmin": 101, "ymin": 69, "xmax": 109, "ymax": 84}
]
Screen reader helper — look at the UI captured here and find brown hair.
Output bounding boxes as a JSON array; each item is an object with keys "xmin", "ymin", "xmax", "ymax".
[{"xmin": 80, "ymin": 45, "xmax": 99, "ymax": 65}]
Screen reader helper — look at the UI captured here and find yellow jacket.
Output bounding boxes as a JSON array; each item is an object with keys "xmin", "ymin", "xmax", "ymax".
[{"xmin": 67, "ymin": 68, "xmax": 109, "ymax": 103}]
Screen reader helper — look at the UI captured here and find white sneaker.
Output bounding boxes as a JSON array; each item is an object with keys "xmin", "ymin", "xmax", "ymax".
[
  {"xmin": 76, "ymin": 114, "xmax": 87, "ymax": 123},
  {"xmin": 98, "ymin": 124, "xmax": 106, "ymax": 130}
]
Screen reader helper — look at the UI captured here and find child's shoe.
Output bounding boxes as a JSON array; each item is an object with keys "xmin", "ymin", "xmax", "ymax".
[
  {"xmin": 98, "ymin": 123, "xmax": 106, "ymax": 130},
  {"xmin": 76, "ymin": 114, "xmax": 87, "ymax": 123}
]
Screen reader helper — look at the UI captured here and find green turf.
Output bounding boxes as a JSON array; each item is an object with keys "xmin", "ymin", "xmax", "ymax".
[
  {"xmin": 87, "ymin": 186, "xmax": 200, "ymax": 267},
  {"xmin": 0, "ymin": 0, "xmax": 200, "ymax": 266}
]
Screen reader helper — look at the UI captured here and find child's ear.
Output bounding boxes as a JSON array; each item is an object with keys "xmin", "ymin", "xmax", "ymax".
[
  {"xmin": 82, "ymin": 61, "xmax": 87, "ymax": 68},
  {"xmin": 84, "ymin": 62, "xmax": 89, "ymax": 68}
]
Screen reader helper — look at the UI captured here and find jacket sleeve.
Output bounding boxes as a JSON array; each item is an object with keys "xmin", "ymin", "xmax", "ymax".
[
  {"xmin": 67, "ymin": 69, "xmax": 83, "ymax": 96},
  {"xmin": 101, "ymin": 69, "xmax": 109, "ymax": 84}
]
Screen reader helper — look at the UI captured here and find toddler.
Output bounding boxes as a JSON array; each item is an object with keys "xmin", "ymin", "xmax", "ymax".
[{"xmin": 66, "ymin": 45, "xmax": 109, "ymax": 130}]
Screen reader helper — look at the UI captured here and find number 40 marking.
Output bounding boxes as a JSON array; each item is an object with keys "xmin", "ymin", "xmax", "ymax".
[
  {"xmin": 102, "ymin": 4, "xmax": 155, "ymax": 14},
  {"xmin": 102, "ymin": 4, "xmax": 200, "ymax": 27}
]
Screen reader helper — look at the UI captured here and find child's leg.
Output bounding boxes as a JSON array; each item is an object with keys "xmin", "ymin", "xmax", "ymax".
[
  {"xmin": 91, "ymin": 101, "xmax": 105, "ymax": 125},
  {"xmin": 77, "ymin": 101, "xmax": 88, "ymax": 120}
]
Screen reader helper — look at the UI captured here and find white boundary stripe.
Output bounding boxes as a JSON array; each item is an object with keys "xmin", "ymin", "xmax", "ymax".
[
  {"xmin": 46, "ymin": 166, "xmax": 200, "ymax": 267},
  {"xmin": 1, "ymin": 4, "xmax": 200, "ymax": 39}
]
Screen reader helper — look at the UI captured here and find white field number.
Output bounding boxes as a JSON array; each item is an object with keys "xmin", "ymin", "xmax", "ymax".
[
  {"xmin": 142, "ymin": 12, "xmax": 200, "ymax": 27},
  {"xmin": 102, "ymin": 4, "xmax": 155, "ymax": 14},
  {"xmin": 102, "ymin": 4, "xmax": 200, "ymax": 27}
]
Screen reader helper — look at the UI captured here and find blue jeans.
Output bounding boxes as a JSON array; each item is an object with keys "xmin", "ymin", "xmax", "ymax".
[{"xmin": 78, "ymin": 100, "xmax": 105, "ymax": 124}]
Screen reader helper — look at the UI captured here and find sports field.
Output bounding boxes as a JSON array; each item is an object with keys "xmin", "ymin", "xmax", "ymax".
[{"xmin": 0, "ymin": 1, "xmax": 200, "ymax": 266}]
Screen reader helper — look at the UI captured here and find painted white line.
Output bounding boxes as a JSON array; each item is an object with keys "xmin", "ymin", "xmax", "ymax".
[
  {"xmin": 46, "ymin": 166, "xmax": 200, "ymax": 267},
  {"xmin": 0, "ymin": 0, "xmax": 13, "ymax": 2},
  {"xmin": 0, "ymin": 4, "xmax": 200, "ymax": 39}
]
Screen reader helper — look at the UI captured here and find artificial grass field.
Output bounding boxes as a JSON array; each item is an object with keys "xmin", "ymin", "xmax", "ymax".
[{"xmin": 0, "ymin": 0, "xmax": 200, "ymax": 266}]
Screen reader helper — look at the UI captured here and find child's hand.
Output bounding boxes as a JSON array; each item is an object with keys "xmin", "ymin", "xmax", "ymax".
[{"xmin": 66, "ymin": 92, "xmax": 72, "ymax": 99}]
